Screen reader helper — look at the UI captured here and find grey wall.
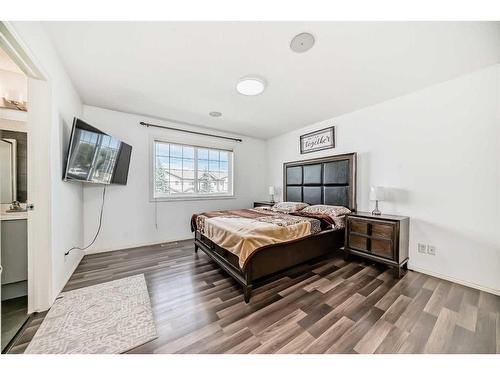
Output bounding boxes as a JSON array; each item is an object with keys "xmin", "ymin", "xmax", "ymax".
[{"xmin": 0, "ymin": 130, "xmax": 27, "ymax": 202}]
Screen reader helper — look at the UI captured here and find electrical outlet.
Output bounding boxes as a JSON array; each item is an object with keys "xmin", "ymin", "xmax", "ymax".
[
  {"xmin": 417, "ymin": 243, "xmax": 427, "ymax": 254},
  {"xmin": 427, "ymin": 245, "xmax": 436, "ymax": 256}
]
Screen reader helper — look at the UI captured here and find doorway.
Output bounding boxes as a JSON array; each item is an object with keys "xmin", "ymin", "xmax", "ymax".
[
  {"xmin": 0, "ymin": 44, "xmax": 29, "ymax": 351},
  {"xmin": 0, "ymin": 21, "xmax": 50, "ymax": 352}
]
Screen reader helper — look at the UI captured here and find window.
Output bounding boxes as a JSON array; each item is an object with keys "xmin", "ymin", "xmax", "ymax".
[{"xmin": 153, "ymin": 140, "xmax": 233, "ymax": 199}]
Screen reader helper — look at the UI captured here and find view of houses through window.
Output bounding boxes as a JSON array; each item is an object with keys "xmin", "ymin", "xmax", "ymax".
[{"xmin": 154, "ymin": 140, "xmax": 232, "ymax": 198}]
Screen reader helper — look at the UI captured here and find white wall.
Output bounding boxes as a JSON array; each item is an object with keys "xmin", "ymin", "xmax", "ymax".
[
  {"xmin": 0, "ymin": 69, "xmax": 27, "ymax": 104},
  {"xmin": 82, "ymin": 106, "xmax": 267, "ymax": 253},
  {"xmin": 267, "ymin": 65, "xmax": 500, "ymax": 294},
  {"xmin": 10, "ymin": 22, "xmax": 84, "ymax": 308}
]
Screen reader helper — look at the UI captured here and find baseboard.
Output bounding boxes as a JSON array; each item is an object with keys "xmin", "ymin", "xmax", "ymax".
[
  {"xmin": 59, "ymin": 252, "xmax": 84, "ymax": 292},
  {"xmin": 409, "ymin": 266, "xmax": 499, "ymax": 296},
  {"xmin": 39, "ymin": 252, "xmax": 85, "ymax": 313},
  {"xmin": 84, "ymin": 237, "xmax": 194, "ymax": 255}
]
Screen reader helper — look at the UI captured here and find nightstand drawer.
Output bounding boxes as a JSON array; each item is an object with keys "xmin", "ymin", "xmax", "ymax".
[
  {"xmin": 371, "ymin": 222, "xmax": 394, "ymax": 239},
  {"xmin": 371, "ymin": 238, "xmax": 393, "ymax": 258},
  {"xmin": 348, "ymin": 234, "xmax": 368, "ymax": 251},
  {"xmin": 349, "ymin": 218, "xmax": 368, "ymax": 234}
]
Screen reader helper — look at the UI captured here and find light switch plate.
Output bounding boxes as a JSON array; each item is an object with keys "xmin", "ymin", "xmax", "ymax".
[
  {"xmin": 418, "ymin": 243, "xmax": 427, "ymax": 254},
  {"xmin": 427, "ymin": 245, "xmax": 436, "ymax": 256}
]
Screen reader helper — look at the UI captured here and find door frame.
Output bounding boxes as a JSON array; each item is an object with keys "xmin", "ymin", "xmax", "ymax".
[{"xmin": 0, "ymin": 22, "xmax": 53, "ymax": 313}]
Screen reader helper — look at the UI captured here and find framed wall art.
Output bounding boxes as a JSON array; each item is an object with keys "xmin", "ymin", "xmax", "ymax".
[{"xmin": 300, "ymin": 126, "xmax": 335, "ymax": 154}]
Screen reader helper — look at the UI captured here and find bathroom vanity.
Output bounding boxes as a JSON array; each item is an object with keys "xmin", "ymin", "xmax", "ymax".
[{"xmin": 1, "ymin": 210, "xmax": 28, "ymax": 300}]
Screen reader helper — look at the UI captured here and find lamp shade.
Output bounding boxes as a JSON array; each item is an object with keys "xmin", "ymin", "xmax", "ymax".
[
  {"xmin": 268, "ymin": 186, "xmax": 275, "ymax": 195},
  {"xmin": 369, "ymin": 186, "xmax": 385, "ymax": 201}
]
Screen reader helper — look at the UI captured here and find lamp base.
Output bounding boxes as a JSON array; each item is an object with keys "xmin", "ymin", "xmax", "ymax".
[{"xmin": 372, "ymin": 200, "xmax": 381, "ymax": 215}]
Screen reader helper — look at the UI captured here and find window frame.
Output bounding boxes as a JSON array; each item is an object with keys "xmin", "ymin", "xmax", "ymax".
[{"xmin": 150, "ymin": 136, "xmax": 235, "ymax": 202}]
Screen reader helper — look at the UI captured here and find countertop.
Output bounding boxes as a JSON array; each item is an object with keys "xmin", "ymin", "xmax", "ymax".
[{"xmin": 1, "ymin": 204, "xmax": 27, "ymax": 221}]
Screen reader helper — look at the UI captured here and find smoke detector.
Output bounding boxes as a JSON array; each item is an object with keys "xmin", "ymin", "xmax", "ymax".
[{"xmin": 290, "ymin": 32, "xmax": 315, "ymax": 53}]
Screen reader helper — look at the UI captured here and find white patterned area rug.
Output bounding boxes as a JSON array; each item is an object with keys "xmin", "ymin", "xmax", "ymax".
[{"xmin": 25, "ymin": 274, "xmax": 157, "ymax": 354}]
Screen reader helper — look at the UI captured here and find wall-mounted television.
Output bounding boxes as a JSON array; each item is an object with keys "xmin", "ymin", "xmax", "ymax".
[{"xmin": 63, "ymin": 118, "xmax": 132, "ymax": 185}]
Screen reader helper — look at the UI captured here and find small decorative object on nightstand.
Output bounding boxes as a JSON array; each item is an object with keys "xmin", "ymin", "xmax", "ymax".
[
  {"xmin": 253, "ymin": 201, "xmax": 275, "ymax": 208},
  {"xmin": 369, "ymin": 186, "xmax": 385, "ymax": 215},
  {"xmin": 268, "ymin": 186, "xmax": 275, "ymax": 203},
  {"xmin": 344, "ymin": 212, "xmax": 409, "ymax": 278}
]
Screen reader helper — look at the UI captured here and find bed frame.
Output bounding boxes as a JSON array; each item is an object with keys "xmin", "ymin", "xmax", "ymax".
[{"xmin": 194, "ymin": 152, "xmax": 357, "ymax": 302}]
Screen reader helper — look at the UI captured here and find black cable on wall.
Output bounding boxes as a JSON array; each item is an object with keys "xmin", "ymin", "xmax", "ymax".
[{"xmin": 65, "ymin": 185, "xmax": 106, "ymax": 256}]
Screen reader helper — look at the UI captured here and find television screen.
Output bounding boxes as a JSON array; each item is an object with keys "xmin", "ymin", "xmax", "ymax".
[{"xmin": 63, "ymin": 118, "xmax": 132, "ymax": 185}]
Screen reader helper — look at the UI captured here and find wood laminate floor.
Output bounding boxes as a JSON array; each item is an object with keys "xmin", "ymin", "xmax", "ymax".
[{"xmin": 7, "ymin": 240, "xmax": 499, "ymax": 354}]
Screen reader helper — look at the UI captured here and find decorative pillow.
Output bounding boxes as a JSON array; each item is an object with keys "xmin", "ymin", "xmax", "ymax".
[
  {"xmin": 301, "ymin": 205, "xmax": 351, "ymax": 229},
  {"xmin": 271, "ymin": 201, "xmax": 309, "ymax": 213},
  {"xmin": 253, "ymin": 205, "xmax": 273, "ymax": 211},
  {"xmin": 301, "ymin": 204, "xmax": 351, "ymax": 217}
]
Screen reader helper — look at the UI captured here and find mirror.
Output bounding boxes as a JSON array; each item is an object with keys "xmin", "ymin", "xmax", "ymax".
[
  {"xmin": 0, "ymin": 138, "xmax": 17, "ymax": 203},
  {"xmin": 0, "ymin": 130, "xmax": 27, "ymax": 203}
]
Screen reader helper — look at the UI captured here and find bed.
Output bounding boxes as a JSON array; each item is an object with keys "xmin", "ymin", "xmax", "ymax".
[{"xmin": 191, "ymin": 153, "xmax": 357, "ymax": 302}]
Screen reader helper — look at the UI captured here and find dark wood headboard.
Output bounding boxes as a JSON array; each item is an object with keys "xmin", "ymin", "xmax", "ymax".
[{"xmin": 283, "ymin": 152, "xmax": 357, "ymax": 211}]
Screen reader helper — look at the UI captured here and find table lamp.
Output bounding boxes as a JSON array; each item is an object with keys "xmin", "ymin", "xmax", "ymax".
[
  {"xmin": 269, "ymin": 186, "xmax": 275, "ymax": 203},
  {"xmin": 369, "ymin": 186, "xmax": 385, "ymax": 215}
]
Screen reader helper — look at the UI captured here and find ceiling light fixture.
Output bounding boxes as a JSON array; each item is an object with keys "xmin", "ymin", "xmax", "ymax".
[
  {"xmin": 290, "ymin": 32, "xmax": 315, "ymax": 53},
  {"xmin": 236, "ymin": 76, "xmax": 266, "ymax": 96},
  {"xmin": 209, "ymin": 111, "xmax": 222, "ymax": 117}
]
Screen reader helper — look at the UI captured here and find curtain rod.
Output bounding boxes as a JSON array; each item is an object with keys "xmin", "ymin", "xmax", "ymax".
[{"xmin": 139, "ymin": 121, "xmax": 243, "ymax": 142}]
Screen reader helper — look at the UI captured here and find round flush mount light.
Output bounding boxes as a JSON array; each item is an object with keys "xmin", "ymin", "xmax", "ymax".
[
  {"xmin": 290, "ymin": 32, "xmax": 315, "ymax": 53},
  {"xmin": 209, "ymin": 111, "xmax": 222, "ymax": 117},
  {"xmin": 236, "ymin": 76, "xmax": 266, "ymax": 96}
]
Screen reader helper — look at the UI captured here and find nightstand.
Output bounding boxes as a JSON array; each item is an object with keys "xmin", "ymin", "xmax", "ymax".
[
  {"xmin": 253, "ymin": 201, "xmax": 275, "ymax": 208},
  {"xmin": 344, "ymin": 212, "xmax": 409, "ymax": 278}
]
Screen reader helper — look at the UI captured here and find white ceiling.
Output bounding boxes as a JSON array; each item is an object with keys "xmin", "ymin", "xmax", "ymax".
[{"xmin": 44, "ymin": 22, "xmax": 500, "ymax": 139}]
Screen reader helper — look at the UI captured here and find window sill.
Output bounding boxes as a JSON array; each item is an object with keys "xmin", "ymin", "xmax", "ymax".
[{"xmin": 151, "ymin": 194, "xmax": 236, "ymax": 202}]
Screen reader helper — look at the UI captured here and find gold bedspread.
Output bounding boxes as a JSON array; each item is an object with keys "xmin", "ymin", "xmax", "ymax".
[{"xmin": 191, "ymin": 209, "xmax": 323, "ymax": 269}]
